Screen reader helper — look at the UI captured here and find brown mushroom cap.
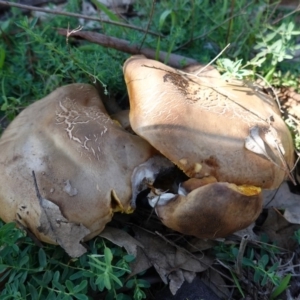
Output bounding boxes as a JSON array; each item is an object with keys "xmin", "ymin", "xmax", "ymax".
[
  {"xmin": 151, "ymin": 182, "xmax": 262, "ymax": 239},
  {"xmin": 124, "ymin": 56, "xmax": 294, "ymax": 189},
  {"xmin": 0, "ymin": 83, "xmax": 154, "ymax": 257}
]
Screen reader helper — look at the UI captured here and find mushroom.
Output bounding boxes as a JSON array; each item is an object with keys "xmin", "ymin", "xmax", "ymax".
[
  {"xmin": 0, "ymin": 83, "xmax": 155, "ymax": 257},
  {"xmin": 123, "ymin": 56, "xmax": 294, "ymax": 238},
  {"xmin": 149, "ymin": 182, "xmax": 262, "ymax": 238}
]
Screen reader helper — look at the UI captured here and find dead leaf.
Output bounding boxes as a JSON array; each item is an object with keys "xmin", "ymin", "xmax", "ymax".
[
  {"xmin": 182, "ymin": 270, "xmax": 196, "ymax": 283},
  {"xmin": 175, "ymin": 248, "xmax": 209, "ymax": 272},
  {"xmin": 99, "ymin": 226, "xmax": 143, "ymax": 257},
  {"xmin": 186, "ymin": 238, "xmax": 218, "ymax": 252},
  {"xmin": 38, "ymin": 197, "xmax": 90, "ymax": 257},
  {"xmin": 30, "ymin": 172, "xmax": 90, "ymax": 257},
  {"xmin": 155, "ymin": 276, "xmax": 222, "ymax": 300},
  {"xmin": 264, "ymin": 125, "xmax": 295, "ymax": 184},
  {"xmin": 201, "ymin": 268, "xmax": 230, "ymax": 299},
  {"xmin": 168, "ymin": 270, "xmax": 185, "ymax": 295},
  {"xmin": 263, "ymin": 181, "xmax": 300, "ymax": 224},
  {"xmin": 264, "ymin": 126, "xmax": 286, "ymax": 155},
  {"xmin": 99, "ymin": 227, "xmax": 151, "ymax": 279},
  {"xmin": 245, "ymin": 126, "xmax": 295, "ymax": 184},
  {"xmin": 129, "ymin": 246, "xmax": 152, "ymax": 278},
  {"xmin": 259, "ymin": 208, "xmax": 300, "ymax": 250},
  {"xmin": 132, "ymin": 227, "xmax": 212, "ymax": 295},
  {"xmin": 245, "ymin": 126, "xmax": 270, "ymax": 158}
]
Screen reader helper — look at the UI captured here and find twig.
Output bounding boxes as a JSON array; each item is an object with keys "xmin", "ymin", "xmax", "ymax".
[
  {"xmin": 65, "ymin": 24, "xmax": 83, "ymax": 46},
  {"xmin": 194, "ymin": 43, "xmax": 230, "ymax": 76},
  {"xmin": 235, "ymin": 234, "xmax": 249, "ymax": 278},
  {"xmin": 254, "ymin": 73, "xmax": 281, "ymax": 111},
  {"xmin": 272, "ymin": 4, "xmax": 300, "ymax": 25},
  {"xmin": 32, "ymin": 170, "xmax": 42, "ymax": 203},
  {"xmin": 138, "ymin": 0, "xmax": 156, "ymax": 51},
  {"xmin": 57, "ymin": 28, "xmax": 199, "ymax": 68},
  {"xmin": 225, "ymin": 0, "xmax": 235, "ymax": 45},
  {"xmin": 0, "ymin": 0, "xmax": 162, "ymax": 37}
]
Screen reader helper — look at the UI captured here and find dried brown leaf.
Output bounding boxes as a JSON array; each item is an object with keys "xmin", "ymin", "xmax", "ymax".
[
  {"xmin": 182, "ymin": 270, "xmax": 196, "ymax": 283},
  {"xmin": 99, "ymin": 226, "xmax": 143, "ymax": 257},
  {"xmin": 132, "ymin": 227, "xmax": 212, "ymax": 294},
  {"xmin": 129, "ymin": 247, "xmax": 152, "ymax": 278},
  {"xmin": 260, "ymin": 208, "xmax": 300, "ymax": 250},
  {"xmin": 168, "ymin": 270, "xmax": 185, "ymax": 295},
  {"xmin": 39, "ymin": 197, "xmax": 90, "ymax": 257},
  {"xmin": 186, "ymin": 238, "xmax": 218, "ymax": 252},
  {"xmin": 263, "ymin": 182, "xmax": 300, "ymax": 224},
  {"xmin": 202, "ymin": 268, "xmax": 231, "ymax": 299}
]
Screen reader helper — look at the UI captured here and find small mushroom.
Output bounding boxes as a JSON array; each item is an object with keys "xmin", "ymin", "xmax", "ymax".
[
  {"xmin": 124, "ymin": 56, "xmax": 294, "ymax": 238},
  {"xmin": 0, "ymin": 83, "xmax": 155, "ymax": 257}
]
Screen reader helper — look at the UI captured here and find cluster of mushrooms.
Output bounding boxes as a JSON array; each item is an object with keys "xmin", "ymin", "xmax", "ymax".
[{"xmin": 0, "ymin": 56, "xmax": 294, "ymax": 257}]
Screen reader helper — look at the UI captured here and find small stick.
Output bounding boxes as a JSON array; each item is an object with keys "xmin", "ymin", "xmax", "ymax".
[
  {"xmin": 0, "ymin": 0, "xmax": 162, "ymax": 37},
  {"xmin": 235, "ymin": 234, "xmax": 249, "ymax": 278},
  {"xmin": 272, "ymin": 4, "xmax": 300, "ymax": 25},
  {"xmin": 194, "ymin": 43, "xmax": 230, "ymax": 76},
  {"xmin": 138, "ymin": 0, "xmax": 156, "ymax": 51},
  {"xmin": 57, "ymin": 29, "xmax": 199, "ymax": 68},
  {"xmin": 32, "ymin": 170, "xmax": 43, "ymax": 203}
]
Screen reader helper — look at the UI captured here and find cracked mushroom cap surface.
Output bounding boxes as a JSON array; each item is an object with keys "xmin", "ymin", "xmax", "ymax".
[
  {"xmin": 124, "ymin": 56, "xmax": 294, "ymax": 189},
  {"xmin": 0, "ymin": 83, "xmax": 154, "ymax": 257}
]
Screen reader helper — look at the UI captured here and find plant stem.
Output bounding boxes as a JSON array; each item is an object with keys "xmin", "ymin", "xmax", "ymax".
[
  {"xmin": 0, "ymin": 0, "xmax": 162, "ymax": 37},
  {"xmin": 235, "ymin": 234, "xmax": 249, "ymax": 278}
]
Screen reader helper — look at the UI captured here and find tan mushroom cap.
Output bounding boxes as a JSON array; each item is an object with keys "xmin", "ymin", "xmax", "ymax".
[
  {"xmin": 124, "ymin": 56, "xmax": 294, "ymax": 189},
  {"xmin": 0, "ymin": 83, "xmax": 154, "ymax": 257},
  {"xmin": 153, "ymin": 182, "xmax": 262, "ymax": 239}
]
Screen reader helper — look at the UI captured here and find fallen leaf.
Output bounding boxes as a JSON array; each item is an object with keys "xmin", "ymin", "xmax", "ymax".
[
  {"xmin": 99, "ymin": 226, "xmax": 143, "ymax": 257},
  {"xmin": 169, "ymin": 270, "xmax": 185, "ymax": 295},
  {"xmin": 30, "ymin": 172, "xmax": 90, "ymax": 257},
  {"xmin": 155, "ymin": 275, "xmax": 222, "ymax": 300},
  {"xmin": 263, "ymin": 181, "xmax": 300, "ymax": 224},
  {"xmin": 259, "ymin": 208, "xmax": 300, "ymax": 250},
  {"xmin": 132, "ymin": 227, "xmax": 212, "ymax": 295},
  {"xmin": 201, "ymin": 268, "xmax": 231, "ymax": 299},
  {"xmin": 186, "ymin": 238, "xmax": 218, "ymax": 252},
  {"xmin": 182, "ymin": 269, "xmax": 196, "ymax": 283},
  {"xmin": 175, "ymin": 248, "xmax": 210, "ymax": 272},
  {"xmin": 38, "ymin": 197, "xmax": 90, "ymax": 257},
  {"xmin": 129, "ymin": 246, "xmax": 152, "ymax": 277},
  {"xmin": 245, "ymin": 126, "xmax": 270, "ymax": 158}
]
